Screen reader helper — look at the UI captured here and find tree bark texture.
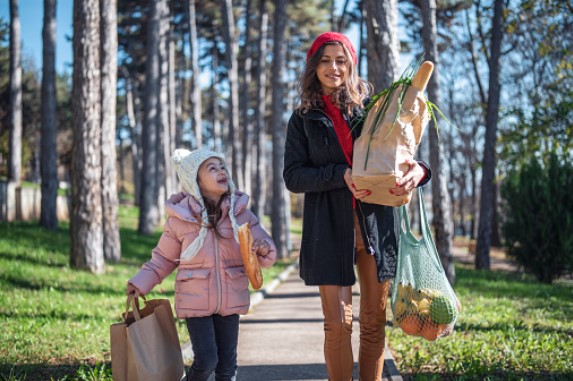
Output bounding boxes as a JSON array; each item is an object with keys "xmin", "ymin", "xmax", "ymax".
[
  {"xmin": 9, "ymin": 0, "xmax": 22, "ymax": 184},
  {"xmin": 100, "ymin": 0, "xmax": 121, "ymax": 261},
  {"xmin": 420, "ymin": 0, "xmax": 455, "ymax": 284},
  {"xmin": 476, "ymin": 0, "xmax": 504, "ymax": 270},
  {"xmin": 71, "ymin": 0, "xmax": 104, "ymax": 274},
  {"xmin": 364, "ymin": 0, "xmax": 400, "ymax": 90},
  {"xmin": 252, "ymin": 0, "xmax": 268, "ymax": 219},
  {"xmin": 138, "ymin": 0, "xmax": 163, "ymax": 235},
  {"xmin": 187, "ymin": 0, "xmax": 203, "ymax": 149},
  {"xmin": 221, "ymin": 0, "xmax": 242, "ymax": 190},
  {"xmin": 240, "ymin": 0, "xmax": 253, "ymax": 196},
  {"xmin": 156, "ymin": 0, "xmax": 170, "ymax": 220},
  {"xmin": 271, "ymin": 0, "xmax": 288, "ymax": 258},
  {"xmin": 40, "ymin": 0, "xmax": 58, "ymax": 230}
]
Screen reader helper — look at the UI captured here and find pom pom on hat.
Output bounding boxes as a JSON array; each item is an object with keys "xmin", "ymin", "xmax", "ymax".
[
  {"xmin": 306, "ymin": 31, "xmax": 357, "ymax": 65},
  {"xmin": 171, "ymin": 148, "xmax": 241, "ymax": 260}
]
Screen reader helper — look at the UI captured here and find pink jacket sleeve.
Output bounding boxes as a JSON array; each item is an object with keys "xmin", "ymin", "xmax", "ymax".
[{"xmin": 128, "ymin": 219, "xmax": 180, "ymax": 295}]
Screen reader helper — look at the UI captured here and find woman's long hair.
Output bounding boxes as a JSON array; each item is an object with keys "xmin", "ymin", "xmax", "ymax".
[{"xmin": 297, "ymin": 41, "xmax": 372, "ymax": 115}]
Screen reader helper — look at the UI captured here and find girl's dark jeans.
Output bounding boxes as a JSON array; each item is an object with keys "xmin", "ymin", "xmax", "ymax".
[{"xmin": 185, "ymin": 314, "xmax": 239, "ymax": 381}]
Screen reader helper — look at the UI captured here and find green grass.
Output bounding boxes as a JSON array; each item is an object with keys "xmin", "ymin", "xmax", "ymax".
[
  {"xmin": 389, "ymin": 265, "xmax": 573, "ymax": 380},
  {"xmin": 2, "ymin": 209, "xmax": 572, "ymax": 380},
  {"xmin": 0, "ymin": 206, "xmax": 294, "ymax": 380}
]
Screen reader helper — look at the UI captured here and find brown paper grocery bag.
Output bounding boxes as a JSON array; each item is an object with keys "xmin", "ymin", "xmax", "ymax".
[
  {"xmin": 110, "ymin": 295, "xmax": 186, "ymax": 381},
  {"xmin": 352, "ymin": 61, "xmax": 433, "ymax": 206}
]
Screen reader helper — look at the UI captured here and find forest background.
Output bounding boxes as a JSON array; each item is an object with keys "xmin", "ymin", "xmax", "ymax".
[{"xmin": 0, "ymin": 0, "xmax": 572, "ymax": 280}]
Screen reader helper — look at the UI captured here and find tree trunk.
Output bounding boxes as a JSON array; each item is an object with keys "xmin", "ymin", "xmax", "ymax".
[
  {"xmin": 364, "ymin": 0, "xmax": 399, "ymax": 89},
  {"xmin": 40, "ymin": 0, "xmax": 58, "ymax": 230},
  {"xmin": 271, "ymin": 0, "xmax": 288, "ymax": 259},
  {"xmin": 71, "ymin": 0, "xmax": 104, "ymax": 274},
  {"xmin": 252, "ymin": 0, "xmax": 268, "ymax": 219},
  {"xmin": 124, "ymin": 72, "xmax": 141, "ymax": 205},
  {"xmin": 476, "ymin": 0, "xmax": 504, "ymax": 270},
  {"xmin": 240, "ymin": 0, "xmax": 253, "ymax": 196},
  {"xmin": 211, "ymin": 45, "xmax": 222, "ymax": 152},
  {"xmin": 420, "ymin": 0, "xmax": 455, "ymax": 284},
  {"xmin": 187, "ymin": 0, "xmax": 203, "ymax": 148},
  {"xmin": 221, "ymin": 0, "xmax": 242, "ymax": 189},
  {"xmin": 167, "ymin": 33, "xmax": 176, "ymax": 196},
  {"xmin": 138, "ymin": 0, "xmax": 163, "ymax": 235},
  {"xmin": 8, "ymin": 0, "xmax": 22, "ymax": 184},
  {"xmin": 100, "ymin": 0, "xmax": 121, "ymax": 262},
  {"xmin": 156, "ymin": 2, "xmax": 170, "ymax": 220}
]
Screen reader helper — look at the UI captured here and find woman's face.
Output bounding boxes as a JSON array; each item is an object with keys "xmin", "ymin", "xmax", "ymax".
[
  {"xmin": 316, "ymin": 44, "xmax": 348, "ymax": 94},
  {"xmin": 197, "ymin": 157, "xmax": 229, "ymax": 203}
]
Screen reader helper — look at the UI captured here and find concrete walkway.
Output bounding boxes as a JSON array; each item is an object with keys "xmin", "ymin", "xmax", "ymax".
[{"xmin": 183, "ymin": 264, "xmax": 403, "ymax": 381}]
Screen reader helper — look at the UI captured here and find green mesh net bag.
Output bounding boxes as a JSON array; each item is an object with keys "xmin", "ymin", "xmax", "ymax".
[{"xmin": 391, "ymin": 188, "xmax": 461, "ymax": 341}]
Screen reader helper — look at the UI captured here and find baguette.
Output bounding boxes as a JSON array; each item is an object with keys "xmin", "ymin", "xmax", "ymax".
[{"xmin": 238, "ymin": 223, "xmax": 263, "ymax": 290}]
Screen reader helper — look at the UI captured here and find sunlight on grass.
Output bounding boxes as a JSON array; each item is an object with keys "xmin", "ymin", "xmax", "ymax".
[
  {"xmin": 0, "ymin": 206, "xmax": 298, "ymax": 379},
  {"xmin": 1, "ymin": 209, "xmax": 572, "ymax": 380},
  {"xmin": 388, "ymin": 266, "xmax": 573, "ymax": 380}
]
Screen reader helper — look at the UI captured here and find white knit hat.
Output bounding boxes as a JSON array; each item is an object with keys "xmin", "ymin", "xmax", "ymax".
[{"xmin": 171, "ymin": 148, "xmax": 240, "ymax": 260}]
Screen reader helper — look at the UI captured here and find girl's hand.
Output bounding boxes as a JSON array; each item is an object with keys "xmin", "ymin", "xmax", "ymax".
[
  {"xmin": 252, "ymin": 239, "xmax": 270, "ymax": 257},
  {"xmin": 126, "ymin": 283, "xmax": 141, "ymax": 297},
  {"xmin": 344, "ymin": 168, "xmax": 371, "ymax": 199},
  {"xmin": 390, "ymin": 160, "xmax": 427, "ymax": 196}
]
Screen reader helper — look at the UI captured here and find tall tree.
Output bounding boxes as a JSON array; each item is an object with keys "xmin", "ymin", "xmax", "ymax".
[
  {"xmin": 240, "ymin": 0, "xmax": 253, "ymax": 196},
  {"xmin": 156, "ymin": 0, "xmax": 170, "ymax": 220},
  {"xmin": 271, "ymin": 0, "xmax": 288, "ymax": 258},
  {"xmin": 220, "ymin": 0, "xmax": 242, "ymax": 190},
  {"xmin": 71, "ymin": 0, "xmax": 104, "ymax": 274},
  {"xmin": 101, "ymin": 0, "xmax": 121, "ymax": 261},
  {"xmin": 419, "ymin": 0, "xmax": 455, "ymax": 284},
  {"xmin": 364, "ymin": 0, "xmax": 399, "ymax": 89},
  {"xmin": 252, "ymin": 0, "xmax": 268, "ymax": 219},
  {"xmin": 187, "ymin": 0, "xmax": 202, "ymax": 148},
  {"xmin": 8, "ymin": 0, "xmax": 22, "ymax": 184},
  {"xmin": 138, "ymin": 0, "xmax": 164, "ymax": 235},
  {"xmin": 40, "ymin": 0, "xmax": 58, "ymax": 230},
  {"xmin": 475, "ymin": 0, "xmax": 504, "ymax": 270}
]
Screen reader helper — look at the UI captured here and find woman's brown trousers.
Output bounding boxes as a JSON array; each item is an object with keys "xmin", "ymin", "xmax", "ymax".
[{"xmin": 318, "ymin": 214, "xmax": 391, "ymax": 381}]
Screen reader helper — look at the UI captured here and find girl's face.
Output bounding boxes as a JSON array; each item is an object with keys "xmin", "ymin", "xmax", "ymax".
[
  {"xmin": 316, "ymin": 44, "xmax": 348, "ymax": 95},
  {"xmin": 197, "ymin": 157, "xmax": 230, "ymax": 203}
]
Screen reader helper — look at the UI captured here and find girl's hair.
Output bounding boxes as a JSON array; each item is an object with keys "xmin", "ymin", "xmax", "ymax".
[
  {"xmin": 202, "ymin": 191, "xmax": 231, "ymax": 239},
  {"xmin": 297, "ymin": 41, "xmax": 372, "ymax": 115}
]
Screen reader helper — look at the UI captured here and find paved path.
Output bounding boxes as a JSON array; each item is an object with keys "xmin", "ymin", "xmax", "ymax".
[{"xmin": 184, "ymin": 264, "xmax": 402, "ymax": 381}]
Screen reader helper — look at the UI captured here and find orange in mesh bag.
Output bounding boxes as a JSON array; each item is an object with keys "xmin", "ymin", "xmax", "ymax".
[
  {"xmin": 352, "ymin": 61, "xmax": 434, "ymax": 206},
  {"xmin": 391, "ymin": 188, "xmax": 462, "ymax": 341}
]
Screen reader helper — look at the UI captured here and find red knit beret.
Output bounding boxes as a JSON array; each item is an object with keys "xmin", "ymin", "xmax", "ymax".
[{"xmin": 306, "ymin": 31, "xmax": 357, "ymax": 65}]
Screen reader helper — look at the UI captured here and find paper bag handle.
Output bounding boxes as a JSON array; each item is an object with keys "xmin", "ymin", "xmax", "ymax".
[{"xmin": 124, "ymin": 294, "xmax": 146, "ymax": 322}]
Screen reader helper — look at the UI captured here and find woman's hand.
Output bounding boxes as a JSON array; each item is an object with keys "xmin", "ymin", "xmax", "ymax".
[
  {"xmin": 344, "ymin": 168, "xmax": 371, "ymax": 199},
  {"xmin": 390, "ymin": 160, "xmax": 427, "ymax": 196},
  {"xmin": 126, "ymin": 283, "xmax": 141, "ymax": 297},
  {"xmin": 253, "ymin": 238, "xmax": 270, "ymax": 257}
]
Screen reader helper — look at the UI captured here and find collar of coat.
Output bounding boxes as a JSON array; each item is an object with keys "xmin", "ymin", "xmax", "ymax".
[{"xmin": 165, "ymin": 191, "xmax": 249, "ymax": 223}]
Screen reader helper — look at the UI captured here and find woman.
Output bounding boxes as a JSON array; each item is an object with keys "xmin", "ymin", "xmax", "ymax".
[{"xmin": 283, "ymin": 32, "xmax": 430, "ymax": 381}]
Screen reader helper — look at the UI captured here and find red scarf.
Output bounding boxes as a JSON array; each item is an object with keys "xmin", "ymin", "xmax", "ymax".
[
  {"xmin": 322, "ymin": 95, "xmax": 353, "ymax": 166},
  {"xmin": 322, "ymin": 96, "xmax": 356, "ymax": 208}
]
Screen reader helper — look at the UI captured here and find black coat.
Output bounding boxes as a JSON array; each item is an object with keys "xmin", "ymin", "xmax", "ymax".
[{"xmin": 283, "ymin": 107, "xmax": 418, "ymax": 286}]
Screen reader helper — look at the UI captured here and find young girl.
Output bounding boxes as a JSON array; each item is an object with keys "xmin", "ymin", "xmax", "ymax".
[{"xmin": 127, "ymin": 148, "xmax": 277, "ymax": 381}]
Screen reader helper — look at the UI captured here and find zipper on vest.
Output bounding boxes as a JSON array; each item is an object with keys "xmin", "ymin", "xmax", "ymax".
[{"xmin": 214, "ymin": 235, "xmax": 222, "ymax": 314}]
